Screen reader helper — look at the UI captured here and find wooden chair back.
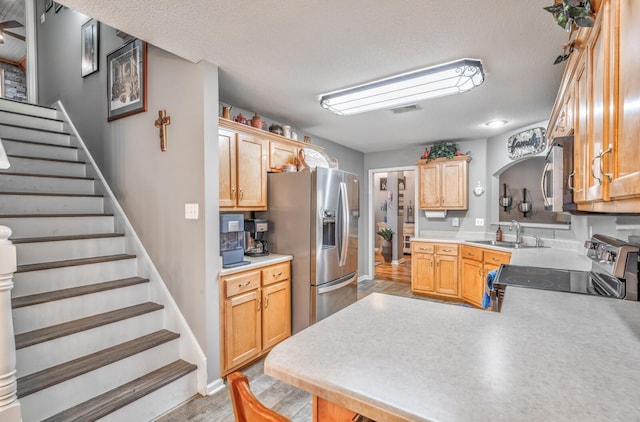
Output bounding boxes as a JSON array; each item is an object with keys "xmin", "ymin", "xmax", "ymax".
[{"xmin": 228, "ymin": 372, "xmax": 291, "ymax": 422}]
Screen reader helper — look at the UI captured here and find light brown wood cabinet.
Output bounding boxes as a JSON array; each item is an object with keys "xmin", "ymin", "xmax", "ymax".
[
  {"xmin": 411, "ymin": 241, "xmax": 459, "ymax": 299},
  {"xmin": 547, "ymin": 0, "xmax": 640, "ymax": 212},
  {"xmin": 220, "ymin": 261, "xmax": 291, "ymax": 376},
  {"xmin": 417, "ymin": 156, "xmax": 470, "ymax": 210},
  {"xmin": 460, "ymin": 245, "xmax": 511, "ymax": 308},
  {"xmin": 218, "ymin": 127, "xmax": 268, "ymax": 210},
  {"xmin": 269, "ymin": 140, "xmax": 299, "ymax": 171}
]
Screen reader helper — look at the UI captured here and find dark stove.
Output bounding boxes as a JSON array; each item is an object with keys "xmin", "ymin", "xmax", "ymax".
[{"xmin": 491, "ymin": 234, "xmax": 639, "ymax": 310}]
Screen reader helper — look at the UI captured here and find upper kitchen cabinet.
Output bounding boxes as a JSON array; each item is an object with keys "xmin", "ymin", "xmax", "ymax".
[
  {"xmin": 219, "ymin": 121, "xmax": 268, "ymax": 210},
  {"xmin": 417, "ymin": 156, "xmax": 470, "ymax": 210},
  {"xmin": 547, "ymin": 0, "xmax": 640, "ymax": 212}
]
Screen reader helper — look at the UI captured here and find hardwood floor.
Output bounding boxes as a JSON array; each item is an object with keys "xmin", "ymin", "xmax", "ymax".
[
  {"xmin": 374, "ymin": 253, "xmax": 411, "ymax": 283},
  {"xmin": 157, "ymin": 279, "xmax": 448, "ymax": 422}
]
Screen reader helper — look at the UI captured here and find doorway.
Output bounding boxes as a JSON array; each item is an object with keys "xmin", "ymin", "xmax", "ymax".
[{"xmin": 368, "ymin": 166, "xmax": 418, "ymax": 283}]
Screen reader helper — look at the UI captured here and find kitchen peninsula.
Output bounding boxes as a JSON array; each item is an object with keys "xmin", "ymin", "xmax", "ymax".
[{"xmin": 265, "ymin": 291, "xmax": 640, "ymax": 421}]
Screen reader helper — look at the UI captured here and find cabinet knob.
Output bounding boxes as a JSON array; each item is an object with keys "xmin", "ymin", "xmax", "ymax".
[
  {"xmin": 238, "ymin": 281, "xmax": 251, "ymax": 288},
  {"xmin": 273, "ymin": 272, "xmax": 283, "ymax": 277},
  {"xmin": 232, "ymin": 187, "xmax": 236, "ymax": 200},
  {"xmin": 492, "ymin": 257, "xmax": 500, "ymax": 262},
  {"xmin": 442, "ymin": 248, "xmax": 451, "ymax": 252},
  {"xmin": 264, "ymin": 295, "xmax": 269, "ymax": 309},
  {"xmin": 239, "ymin": 188, "xmax": 244, "ymax": 200},
  {"xmin": 257, "ymin": 297, "xmax": 261, "ymax": 311}
]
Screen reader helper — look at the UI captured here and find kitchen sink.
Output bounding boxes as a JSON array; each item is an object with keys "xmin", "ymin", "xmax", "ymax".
[{"xmin": 466, "ymin": 240, "xmax": 548, "ymax": 249}]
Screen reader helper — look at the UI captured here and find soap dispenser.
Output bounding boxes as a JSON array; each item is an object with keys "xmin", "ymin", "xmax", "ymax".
[{"xmin": 496, "ymin": 226, "xmax": 503, "ymax": 241}]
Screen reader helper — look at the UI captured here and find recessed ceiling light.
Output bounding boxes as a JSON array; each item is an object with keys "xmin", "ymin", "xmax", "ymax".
[{"xmin": 485, "ymin": 119, "xmax": 508, "ymax": 127}]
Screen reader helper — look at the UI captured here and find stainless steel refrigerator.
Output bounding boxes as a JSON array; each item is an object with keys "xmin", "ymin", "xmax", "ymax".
[{"xmin": 263, "ymin": 167, "xmax": 359, "ymax": 334}]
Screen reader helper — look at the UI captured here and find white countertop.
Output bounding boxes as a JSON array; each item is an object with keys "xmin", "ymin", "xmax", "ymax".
[
  {"xmin": 411, "ymin": 237, "xmax": 592, "ymax": 271},
  {"xmin": 265, "ymin": 291, "xmax": 640, "ymax": 421},
  {"xmin": 219, "ymin": 253, "xmax": 292, "ymax": 276}
]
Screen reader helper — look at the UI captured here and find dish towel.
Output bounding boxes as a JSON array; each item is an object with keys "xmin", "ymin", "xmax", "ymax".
[{"xmin": 481, "ymin": 270, "xmax": 497, "ymax": 309}]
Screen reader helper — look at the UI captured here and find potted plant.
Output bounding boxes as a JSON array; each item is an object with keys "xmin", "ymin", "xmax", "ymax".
[
  {"xmin": 420, "ymin": 141, "xmax": 468, "ymax": 161},
  {"xmin": 377, "ymin": 228, "xmax": 394, "ymax": 263},
  {"xmin": 379, "ymin": 200, "xmax": 388, "ymax": 222},
  {"xmin": 544, "ymin": 0, "xmax": 596, "ymax": 64}
]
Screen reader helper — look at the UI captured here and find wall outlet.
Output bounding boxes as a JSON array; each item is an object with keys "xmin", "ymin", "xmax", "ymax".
[
  {"xmin": 41, "ymin": 13, "xmax": 45, "ymax": 23},
  {"xmin": 475, "ymin": 218, "xmax": 485, "ymax": 226},
  {"xmin": 185, "ymin": 203, "xmax": 199, "ymax": 220},
  {"xmin": 451, "ymin": 217, "xmax": 460, "ymax": 227}
]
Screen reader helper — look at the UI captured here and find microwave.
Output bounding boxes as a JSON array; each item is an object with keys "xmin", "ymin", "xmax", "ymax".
[{"xmin": 541, "ymin": 136, "xmax": 577, "ymax": 212}]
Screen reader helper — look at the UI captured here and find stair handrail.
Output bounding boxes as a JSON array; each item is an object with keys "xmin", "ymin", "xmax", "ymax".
[
  {"xmin": 0, "ymin": 226, "xmax": 21, "ymax": 421},
  {"xmin": 0, "ymin": 136, "xmax": 9, "ymax": 169}
]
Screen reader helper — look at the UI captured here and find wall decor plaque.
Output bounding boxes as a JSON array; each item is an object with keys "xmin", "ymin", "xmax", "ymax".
[{"xmin": 507, "ymin": 127, "xmax": 547, "ymax": 159}]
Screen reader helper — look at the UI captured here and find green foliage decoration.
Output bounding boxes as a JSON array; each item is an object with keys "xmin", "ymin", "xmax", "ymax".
[{"xmin": 376, "ymin": 228, "xmax": 394, "ymax": 241}]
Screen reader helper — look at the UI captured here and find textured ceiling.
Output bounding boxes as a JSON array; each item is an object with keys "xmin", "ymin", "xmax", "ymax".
[{"xmin": 58, "ymin": 0, "xmax": 570, "ymax": 153}]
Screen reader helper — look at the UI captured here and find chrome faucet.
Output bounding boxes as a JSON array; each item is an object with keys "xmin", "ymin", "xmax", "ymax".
[{"xmin": 509, "ymin": 220, "xmax": 521, "ymax": 244}]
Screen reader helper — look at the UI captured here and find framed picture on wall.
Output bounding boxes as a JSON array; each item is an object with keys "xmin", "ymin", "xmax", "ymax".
[
  {"xmin": 45, "ymin": 0, "xmax": 53, "ymax": 12},
  {"xmin": 398, "ymin": 177, "xmax": 406, "ymax": 191},
  {"xmin": 81, "ymin": 19, "xmax": 99, "ymax": 77},
  {"xmin": 106, "ymin": 39, "xmax": 148, "ymax": 121},
  {"xmin": 380, "ymin": 177, "xmax": 387, "ymax": 191}
]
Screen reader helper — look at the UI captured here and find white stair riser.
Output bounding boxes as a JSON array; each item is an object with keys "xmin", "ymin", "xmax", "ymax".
[
  {"xmin": 1, "ymin": 139, "xmax": 78, "ymax": 161},
  {"xmin": 15, "ymin": 236, "xmax": 124, "ymax": 265},
  {"xmin": 0, "ymin": 100, "xmax": 59, "ymax": 119},
  {"xmin": 13, "ymin": 283, "xmax": 150, "ymax": 334},
  {"xmin": 0, "ymin": 194, "xmax": 103, "ymax": 214},
  {"xmin": 4, "ymin": 156, "xmax": 86, "ymax": 177},
  {"xmin": 21, "ymin": 340, "xmax": 180, "ymax": 422},
  {"xmin": 0, "ymin": 111, "xmax": 64, "ymax": 132},
  {"xmin": 101, "ymin": 371, "xmax": 198, "ymax": 422},
  {"xmin": 0, "ymin": 174, "xmax": 95, "ymax": 194},
  {"xmin": 0, "ymin": 124, "xmax": 70, "ymax": 146},
  {"xmin": 16, "ymin": 310, "xmax": 165, "ymax": 377},
  {"xmin": 1, "ymin": 215, "xmax": 114, "ymax": 238},
  {"xmin": 13, "ymin": 258, "xmax": 137, "ymax": 296}
]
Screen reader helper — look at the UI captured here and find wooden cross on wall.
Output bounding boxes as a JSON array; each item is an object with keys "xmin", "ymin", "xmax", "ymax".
[{"xmin": 154, "ymin": 109, "xmax": 171, "ymax": 151}]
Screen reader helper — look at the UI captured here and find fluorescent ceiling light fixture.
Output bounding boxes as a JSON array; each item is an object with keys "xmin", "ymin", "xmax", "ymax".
[
  {"xmin": 485, "ymin": 119, "xmax": 508, "ymax": 127},
  {"xmin": 320, "ymin": 58, "xmax": 484, "ymax": 115}
]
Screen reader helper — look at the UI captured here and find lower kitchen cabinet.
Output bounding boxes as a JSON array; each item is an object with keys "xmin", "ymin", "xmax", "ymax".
[
  {"xmin": 460, "ymin": 245, "xmax": 511, "ymax": 308},
  {"xmin": 411, "ymin": 241, "xmax": 459, "ymax": 299},
  {"xmin": 220, "ymin": 261, "xmax": 291, "ymax": 376}
]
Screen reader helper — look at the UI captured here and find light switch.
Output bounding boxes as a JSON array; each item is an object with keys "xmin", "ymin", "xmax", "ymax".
[
  {"xmin": 41, "ymin": 13, "xmax": 45, "ymax": 23},
  {"xmin": 475, "ymin": 218, "xmax": 484, "ymax": 226},
  {"xmin": 185, "ymin": 203, "xmax": 199, "ymax": 220},
  {"xmin": 451, "ymin": 217, "xmax": 460, "ymax": 227}
]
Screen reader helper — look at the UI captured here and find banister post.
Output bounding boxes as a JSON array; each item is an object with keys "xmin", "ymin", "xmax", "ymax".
[{"xmin": 0, "ymin": 226, "xmax": 20, "ymax": 421}]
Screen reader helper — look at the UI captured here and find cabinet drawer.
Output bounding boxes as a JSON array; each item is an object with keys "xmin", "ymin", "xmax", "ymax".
[
  {"xmin": 412, "ymin": 242, "xmax": 434, "ymax": 254},
  {"xmin": 435, "ymin": 244, "xmax": 458, "ymax": 256},
  {"xmin": 484, "ymin": 250, "xmax": 511, "ymax": 266},
  {"xmin": 261, "ymin": 262, "xmax": 290, "ymax": 286},
  {"xmin": 223, "ymin": 271, "xmax": 261, "ymax": 298},
  {"xmin": 461, "ymin": 245, "xmax": 483, "ymax": 261}
]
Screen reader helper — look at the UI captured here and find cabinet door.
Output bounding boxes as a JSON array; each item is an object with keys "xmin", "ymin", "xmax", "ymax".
[
  {"xmin": 236, "ymin": 133, "xmax": 268, "ymax": 208},
  {"xmin": 262, "ymin": 281, "xmax": 291, "ymax": 351},
  {"xmin": 573, "ymin": 54, "xmax": 589, "ymax": 204},
  {"xmin": 219, "ymin": 129, "xmax": 237, "ymax": 208},
  {"xmin": 269, "ymin": 141, "xmax": 298, "ymax": 171},
  {"xmin": 411, "ymin": 252, "xmax": 434, "ymax": 292},
  {"xmin": 418, "ymin": 163, "xmax": 439, "ymax": 209},
  {"xmin": 440, "ymin": 160, "xmax": 468, "ymax": 209},
  {"xmin": 586, "ymin": 4, "xmax": 611, "ymax": 202},
  {"xmin": 224, "ymin": 289, "xmax": 262, "ymax": 371},
  {"xmin": 609, "ymin": 0, "xmax": 640, "ymax": 199},
  {"xmin": 461, "ymin": 258, "xmax": 483, "ymax": 307},
  {"xmin": 435, "ymin": 255, "xmax": 458, "ymax": 296}
]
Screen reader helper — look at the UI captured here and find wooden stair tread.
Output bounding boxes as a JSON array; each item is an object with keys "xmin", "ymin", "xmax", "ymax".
[
  {"xmin": 11, "ymin": 233, "xmax": 124, "ymax": 244},
  {"xmin": 42, "ymin": 360, "xmax": 197, "ymax": 422},
  {"xmin": 0, "ymin": 121, "xmax": 70, "ymax": 135},
  {"xmin": 15, "ymin": 302, "xmax": 164, "ymax": 349},
  {"xmin": 0, "ymin": 213, "xmax": 113, "ymax": 218},
  {"xmin": 6, "ymin": 153, "xmax": 84, "ymax": 164},
  {"xmin": 12, "ymin": 277, "xmax": 148, "ymax": 309},
  {"xmin": 0, "ymin": 171, "xmax": 92, "ymax": 180},
  {"xmin": 16, "ymin": 254, "xmax": 136, "ymax": 273},
  {"xmin": 0, "ymin": 191, "xmax": 102, "ymax": 197},
  {"xmin": 17, "ymin": 330, "xmax": 180, "ymax": 398},
  {"xmin": 0, "ymin": 109, "xmax": 64, "ymax": 122}
]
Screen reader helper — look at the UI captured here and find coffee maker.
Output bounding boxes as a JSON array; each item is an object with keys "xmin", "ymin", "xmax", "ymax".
[
  {"xmin": 220, "ymin": 214, "xmax": 249, "ymax": 268},
  {"xmin": 244, "ymin": 218, "xmax": 269, "ymax": 257}
]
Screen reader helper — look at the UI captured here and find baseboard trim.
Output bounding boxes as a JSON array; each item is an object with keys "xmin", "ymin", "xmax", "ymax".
[
  {"xmin": 206, "ymin": 378, "xmax": 225, "ymax": 396},
  {"xmin": 358, "ymin": 274, "xmax": 372, "ymax": 282}
]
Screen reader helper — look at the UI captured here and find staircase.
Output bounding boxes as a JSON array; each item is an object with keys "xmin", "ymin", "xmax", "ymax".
[{"xmin": 0, "ymin": 98, "xmax": 200, "ymax": 421}]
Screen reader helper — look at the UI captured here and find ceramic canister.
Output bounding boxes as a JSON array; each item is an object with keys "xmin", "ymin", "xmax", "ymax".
[{"xmin": 282, "ymin": 125, "xmax": 291, "ymax": 138}]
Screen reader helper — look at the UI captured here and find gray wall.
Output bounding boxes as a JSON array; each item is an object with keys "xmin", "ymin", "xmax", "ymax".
[{"xmin": 35, "ymin": 4, "xmax": 222, "ymax": 381}]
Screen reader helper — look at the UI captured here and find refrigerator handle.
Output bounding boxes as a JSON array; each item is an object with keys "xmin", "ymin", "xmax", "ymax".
[{"xmin": 339, "ymin": 181, "xmax": 349, "ymax": 267}]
